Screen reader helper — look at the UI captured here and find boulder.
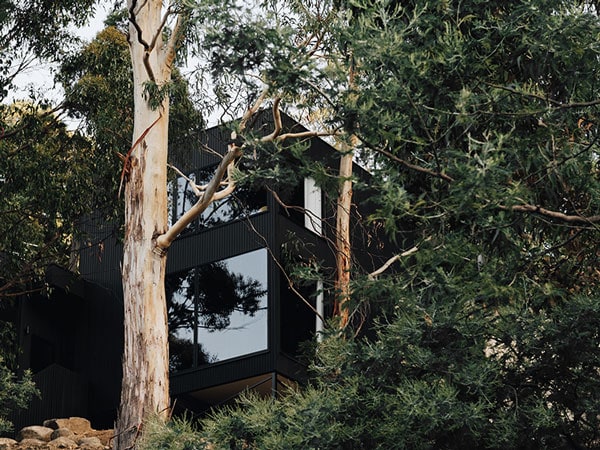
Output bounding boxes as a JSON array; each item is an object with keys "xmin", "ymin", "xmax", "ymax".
[
  {"xmin": 17, "ymin": 438, "xmax": 49, "ymax": 449},
  {"xmin": 48, "ymin": 437, "xmax": 78, "ymax": 449},
  {"xmin": 75, "ymin": 437, "xmax": 103, "ymax": 450},
  {"xmin": 0, "ymin": 437, "xmax": 17, "ymax": 450},
  {"xmin": 9, "ymin": 418, "xmax": 113, "ymax": 449},
  {"xmin": 42, "ymin": 419, "xmax": 91, "ymax": 436},
  {"xmin": 18, "ymin": 426, "xmax": 53, "ymax": 442},
  {"xmin": 50, "ymin": 430, "xmax": 74, "ymax": 441},
  {"xmin": 84, "ymin": 430, "xmax": 113, "ymax": 447}
]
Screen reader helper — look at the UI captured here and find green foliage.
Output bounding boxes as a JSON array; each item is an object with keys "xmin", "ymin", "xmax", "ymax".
[
  {"xmin": 0, "ymin": 355, "xmax": 39, "ymax": 435},
  {"xmin": 0, "ymin": 0, "xmax": 98, "ymax": 101},
  {"xmin": 5, "ymin": 0, "xmax": 597, "ymax": 447},
  {"xmin": 194, "ymin": 288, "xmax": 600, "ymax": 449},
  {"xmin": 59, "ymin": 24, "xmax": 204, "ymax": 176},
  {"xmin": 59, "ymin": 26, "xmax": 135, "ymax": 162},
  {"xmin": 137, "ymin": 415, "xmax": 207, "ymax": 450},
  {"xmin": 0, "ymin": 102, "xmax": 105, "ymax": 297},
  {"xmin": 150, "ymin": 0, "xmax": 600, "ymax": 448}
]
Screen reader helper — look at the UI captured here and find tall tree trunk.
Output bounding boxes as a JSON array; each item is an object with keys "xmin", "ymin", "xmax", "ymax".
[
  {"xmin": 335, "ymin": 57, "xmax": 356, "ymax": 330},
  {"xmin": 334, "ymin": 149, "xmax": 353, "ymax": 328},
  {"xmin": 116, "ymin": 2, "xmax": 172, "ymax": 448}
]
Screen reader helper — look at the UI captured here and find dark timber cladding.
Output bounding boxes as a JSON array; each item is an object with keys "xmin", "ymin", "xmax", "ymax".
[
  {"xmin": 165, "ymin": 111, "xmax": 336, "ymax": 405},
  {"xmin": 16, "ymin": 110, "xmax": 380, "ymax": 425},
  {"xmin": 168, "ymin": 109, "xmax": 336, "ymax": 173},
  {"xmin": 165, "ymin": 212, "xmax": 273, "ymax": 273}
]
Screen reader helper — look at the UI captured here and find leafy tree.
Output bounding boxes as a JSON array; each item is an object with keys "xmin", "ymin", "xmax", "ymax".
[
  {"xmin": 0, "ymin": 0, "xmax": 113, "ymax": 298},
  {"xmin": 0, "ymin": 102, "xmax": 100, "ymax": 298},
  {"xmin": 0, "ymin": 0, "xmax": 99, "ymax": 101},
  {"xmin": 132, "ymin": 0, "xmax": 600, "ymax": 448},
  {"xmin": 0, "ymin": 1, "xmax": 108, "ymax": 434}
]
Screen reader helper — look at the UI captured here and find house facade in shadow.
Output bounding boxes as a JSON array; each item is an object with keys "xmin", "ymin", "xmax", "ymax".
[{"xmin": 13, "ymin": 111, "xmax": 389, "ymax": 429}]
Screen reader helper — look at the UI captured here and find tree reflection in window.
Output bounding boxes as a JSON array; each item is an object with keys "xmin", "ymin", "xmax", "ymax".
[
  {"xmin": 169, "ymin": 165, "xmax": 267, "ymax": 231},
  {"xmin": 166, "ymin": 249, "xmax": 268, "ymax": 372}
]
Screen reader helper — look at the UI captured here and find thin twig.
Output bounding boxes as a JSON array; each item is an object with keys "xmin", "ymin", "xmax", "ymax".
[{"xmin": 243, "ymin": 213, "xmax": 327, "ymax": 325}]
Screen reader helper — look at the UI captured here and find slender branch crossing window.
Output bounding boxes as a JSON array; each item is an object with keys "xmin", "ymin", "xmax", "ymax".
[{"xmin": 168, "ymin": 165, "xmax": 267, "ymax": 231}]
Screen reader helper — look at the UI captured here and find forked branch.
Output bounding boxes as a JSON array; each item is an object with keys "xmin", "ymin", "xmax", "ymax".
[
  {"xmin": 128, "ymin": 0, "xmax": 156, "ymax": 81},
  {"xmin": 155, "ymin": 91, "xmax": 271, "ymax": 251},
  {"xmin": 156, "ymin": 145, "xmax": 242, "ymax": 251}
]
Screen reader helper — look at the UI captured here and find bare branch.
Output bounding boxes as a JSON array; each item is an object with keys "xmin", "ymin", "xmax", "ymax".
[
  {"xmin": 150, "ymin": 5, "xmax": 172, "ymax": 54},
  {"xmin": 167, "ymin": 163, "xmax": 202, "ymax": 197},
  {"xmin": 304, "ymin": 78, "xmax": 338, "ymax": 110},
  {"xmin": 128, "ymin": 0, "xmax": 156, "ymax": 81},
  {"xmin": 500, "ymin": 204, "xmax": 600, "ymax": 224},
  {"xmin": 240, "ymin": 89, "xmax": 270, "ymax": 131},
  {"xmin": 164, "ymin": 7, "xmax": 185, "ymax": 69},
  {"xmin": 368, "ymin": 246, "xmax": 419, "ymax": 280},
  {"xmin": 129, "ymin": 0, "xmax": 150, "ymax": 50},
  {"xmin": 485, "ymin": 82, "xmax": 600, "ymax": 109},
  {"xmin": 242, "ymin": 211, "xmax": 327, "ymax": 326},
  {"xmin": 156, "ymin": 146, "xmax": 242, "ymax": 251},
  {"xmin": 261, "ymin": 98, "xmax": 282, "ymax": 142},
  {"xmin": 212, "ymin": 162, "xmax": 237, "ymax": 201},
  {"xmin": 276, "ymin": 129, "xmax": 341, "ymax": 142},
  {"xmin": 119, "ymin": 114, "xmax": 162, "ymax": 197},
  {"xmin": 371, "ymin": 144, "xmax": 455, "ymax": 182}
]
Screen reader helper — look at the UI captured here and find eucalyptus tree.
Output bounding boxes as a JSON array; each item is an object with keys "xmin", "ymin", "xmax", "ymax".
[
  {"xmin": 112, "ymin": 1, "xmax": 343, "ymax": 447},
  {"xmin": 134, "ymin": 0, "xmax": 600, "ymax": 448},
  {"xmin": 88, "ymin": 0, "xmax": 600, "ymax": 449}
]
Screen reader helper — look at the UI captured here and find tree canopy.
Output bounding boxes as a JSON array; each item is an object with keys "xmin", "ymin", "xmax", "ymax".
[
  {"xmin": 2, "ymin": 0, "xmax": 600, "ymax": 447},
  {"xmin": 137, "ymin": 0, "xmax": 600, "ymax": 448}
]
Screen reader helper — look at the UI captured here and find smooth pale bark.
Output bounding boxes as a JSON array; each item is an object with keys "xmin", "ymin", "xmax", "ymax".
[{"xmin": 116, "ymin": 2, "xmax": 172, "ymax": 448}]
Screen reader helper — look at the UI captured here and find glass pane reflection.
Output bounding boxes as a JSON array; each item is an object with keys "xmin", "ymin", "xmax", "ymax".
[
  {"xmin": 168, "ymin": 166, "xmax": 267, "ymax": 231},
  {"xmin": 167, "ymin": 249, "xmax": 268, "ymax": 372}
]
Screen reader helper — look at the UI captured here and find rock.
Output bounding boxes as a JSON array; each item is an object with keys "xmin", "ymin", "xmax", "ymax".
[
  {"xmin": 17, "ymin": 438, "xmax": 50, "ymax": 449},
  {"xmin": 84, "ymin": 430, "xmax": 113, "ymax": 447},
  {"xmin": 0, "ymin": 437, "xmax": 18, "ymax": 450},
  {"xmin": 42, "ymin": 419, "xmax": 91, "ymax": 436},
  {"xmin": 75, "ymin": 437, "xmax": 103, "ymax": 450},
  {"xmin": 9, "ymin": 418, "xmax": 113, "ymax": 449},
  {"xmin": 50, "ymin": 429, "xmax": 74, "ymax": 441},
  {"xmin": 19, "ymin": 426, "xmax": 54, "ymax": 442},
  {"xmin": 48, "ymin": 437, "xmax": 78, "ymax": 449}
]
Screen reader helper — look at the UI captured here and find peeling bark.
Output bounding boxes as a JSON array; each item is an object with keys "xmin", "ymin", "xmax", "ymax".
[
  {"xmin": 334, "ymin": 149, "xmax": 353, "ymax": 329},
  {"xmin": 116, "ymin": 2, "xmax": 171, "ymax": 449}
]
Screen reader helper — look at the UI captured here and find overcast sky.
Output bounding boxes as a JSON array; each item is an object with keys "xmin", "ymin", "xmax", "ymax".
[{"xmin": 7, "ymin": 5, "xmax": 109, "ymax": 105}]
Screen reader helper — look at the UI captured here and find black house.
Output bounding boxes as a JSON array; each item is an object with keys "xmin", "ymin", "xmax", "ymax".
[
  {"xmin": 12, "ymin": 264, "xmax": 122, "ymax": 430},
  {"xmin": 13, "ymin": 111, "xmax": 387, "ymax": 428}
]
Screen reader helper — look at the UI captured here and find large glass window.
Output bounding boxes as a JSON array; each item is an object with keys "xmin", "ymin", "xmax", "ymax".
[
  {"xmin": 168, "ymin": 166, "xmax": 267, "ymax": 231},
  {"xmin": 167, "ymin": 249, "xmax": 268, "ymax": 372}
]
